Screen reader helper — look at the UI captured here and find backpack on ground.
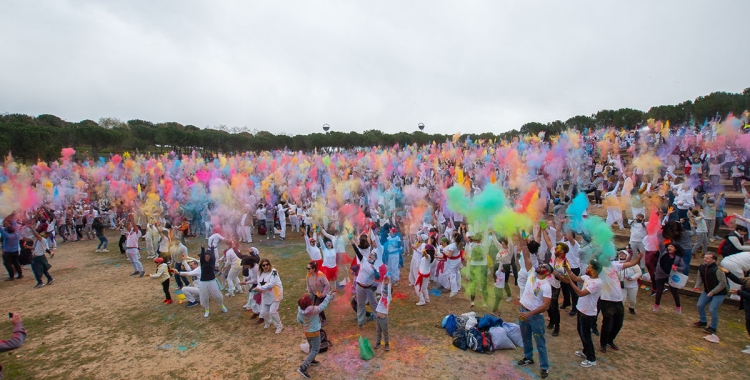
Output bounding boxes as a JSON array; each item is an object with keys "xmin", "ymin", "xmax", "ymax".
[
  {"xmin": 444, "ymin": 314, "xmax": 458, "ymax": 336},
  {"xmin": 319, "ymin": 329, "xmax": 332, "ymax": 353},
  {"xmin": 466, "ymin": 328, "xmax": 484, "ymax": 353},
  {"xmin": 481, "ymin": 331, "xmax": 494, "ymax": 354},
  {"xmin": 259, "ymin": 225, "xmax": 267, "ymax": 235},
  {"xmin": 452, "ymin": 328, "xmax": 467, "ymax": 351}
]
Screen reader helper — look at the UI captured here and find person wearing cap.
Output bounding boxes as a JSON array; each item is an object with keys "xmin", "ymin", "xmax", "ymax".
[
  {"xmin": 149, "ymin": 257, "xmax": 173, "ymax": 304},
  {"xmin": 414, "ymin": 244, "xmax": 435, "ymax": 306}
]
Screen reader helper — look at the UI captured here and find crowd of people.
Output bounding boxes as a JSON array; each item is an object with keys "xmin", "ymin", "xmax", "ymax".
[{"xmin": 2, "ymin": 113, "xmax": 750, "ymax": 378}]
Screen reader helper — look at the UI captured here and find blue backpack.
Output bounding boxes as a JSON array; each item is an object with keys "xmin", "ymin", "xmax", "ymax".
[{"xmin": 444, "ymin": 314, "xmax": 458, "ymax": 336}]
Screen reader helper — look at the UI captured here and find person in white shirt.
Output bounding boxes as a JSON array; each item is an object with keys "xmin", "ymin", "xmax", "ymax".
[
  {"xmin": 223, "ymin": 243, "xmax": 243, "ymax": 297},
  {"xmin": 414, "ymin": 244, "xmax": 435, "ymax": 306},
  {"xmin": 597, "ymin": 251, "xmax": 642, "ymax": 352},
  {"xmin": 564, "ymin": 260, "xmax": 603, "ymax": 368},
  {"xmin": 240, "ymin": 208, "xmax": 253, "ymax": 243},
  {"xmin": 439, "ymin": 236, "xmax": 462, "ymax": 297},
  {"xmin": 207, "ymin": 229, "xmax": 226, "ymax": 261},
  {"xmin": 288, "ymin": 203, "xmax": 300, "ymax": 233},
  {"xmin": 516, "ymin": 234, "xmax": 552, "ymax": 379},
  {"xmin": 409, "ymin": 234, "xmax": 428, "ymax": 287},
  {"xmin": 618, "ymin": 250, "xmax": 642, "ymax": 315},
  {"xmin": 374, "ymin": 276, "xmax": 393, "ymax": 351},
  {"xmin": 351, "ymin": 242, "xmax": 380, "ymax": 328},
  {"xmin": 240, "ymin": 255, "xmax": 262, "ymax": 319},
  {"xmin": 257, "ymin": 258, "xmax": 284, "ymax": 334},
  {"xmin": 177, "ymin": 260, "xmax": 201, "ymax": 308},
  {"xmin": 125, "ymin": 222, "xmax": 144, "ymax": 277},
  {"xmin": 276, "ymin": 203, "xmax": 288, "ymax": 240}
]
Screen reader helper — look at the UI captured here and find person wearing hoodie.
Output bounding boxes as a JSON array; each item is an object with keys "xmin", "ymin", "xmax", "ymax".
[{"xmin": 296, "ymin": 292, "xmax": 333, "ymax": 379}]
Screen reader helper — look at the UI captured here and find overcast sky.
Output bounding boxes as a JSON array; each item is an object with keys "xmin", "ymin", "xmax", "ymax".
[{"xmin": 1, "ymin": 1, "xmax": 748, "ymax": 135}]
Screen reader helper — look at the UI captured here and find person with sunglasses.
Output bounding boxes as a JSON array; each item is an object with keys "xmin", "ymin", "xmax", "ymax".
[
  {"xmin": 258, "ymin": 258, "xmax": 284, "ymax": 333},
  {"xmin": 305, "ymin": 261, "xmax": 331, "ymax": 325}
]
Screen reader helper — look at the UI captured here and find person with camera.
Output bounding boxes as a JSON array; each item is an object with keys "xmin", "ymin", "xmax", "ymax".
[{"xmin": 0, "ymin": 312, "xmax": 27, "ymax": 379}]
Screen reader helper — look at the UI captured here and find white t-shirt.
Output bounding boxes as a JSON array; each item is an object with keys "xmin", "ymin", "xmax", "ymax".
[
  {"xmin": 565, "ymin": 240, "xmax": 581, "ymax": 269},
  {"xmin": 517, "ymin": 251, "xmax": 539, "ymax": 295},
  {"xmin": 520, "ymin": 274, "xmax": 552, "ymax": 311},
  {"xmin": 599, "ymin": 262, "xmax": 624, "ymax": 302},
  {"xmin": 577, "ymin": 275, "xmax": 602, "ymax": 316}
]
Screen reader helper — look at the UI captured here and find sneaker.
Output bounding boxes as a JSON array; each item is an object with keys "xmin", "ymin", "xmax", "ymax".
[
  {"xmin": 204, "ymin": 310, "xmax": 210, "ymax": 318},
  {"xmin": 540, "ymin": 369, "xmax": 549, "ymax": 379},
  {"xmin": 470, "ymin": 302, "xmax": 475, "ymax": 308},
  {"xmin": 221, "ymin": 306, "xmax": 228, "ymax": 313},
  {"xmin": 276, "ymin": 325, "xmax": 283, "ymax": 334},
  {"xmin": 449, "ymin": 292, "xmax": 458, "ymax": 298},
  {"xmin": 742, "ymin": 348, "xmax": 750, "ymax": 355},
  {"xmin": 629, "ymin": 308, "xmax": 635, "ymax": 315},
  {"xmin": 574, "ymin": 351, "xmax": 586, "ymax": 358},
  {"xmin": 551, "ymin": 326, "xmax": 559, "ymax": 337},
  {"xmin": 34, "ymin": 283, "xmax": 45, "ymax": 289},
  {"xmin": 517, "ymin": 357, "xmax": 534, "ymax": 366},
  {"xmin": 297, "ymin": 367, "xmax": 311, "ymax": 379},
  {"xmin": 568, "ymin": 310, "xmax": 577, "ymax": 316},
  {"xmin": 592, "ymin": 328, "xmax": 600, "ymax": 337},
  {"xmin": 186, "ymin": 301, "xmax": 199, "ymax": 308},
  {"xmin": 139, "ymin": 271, "xmax": 145, "ymax": 278},
  {"xmin": 652, "ymin": 304, "xmax": 659, "ymax": 312},
  {"xmin": 580, "ymin": 360, "xmax": 596, "ymax": 368},
  {"xmin": 506, "ymin": 297, "xmax": 513, "ymax": 302},
  {"xmin": 163, "ymin": 299, "xmax": 169, "ymax": 303},
  {"xmin": 693, "ymin": 321, "xmax": 708, "ymax": 327},
  {"xmin": 703, "ymin": 327, "xmax": 716, "ymax": 334},
  {"xmin": 374, "ymin": 342, "xmax": 381, "ymax": 350},
  {"xmin": 416, "ymin": 301, "xmax": 426, "ymax": 306},
  {"xmin": 546, "ymin": 323, "xmax": 554, "ymax": 330},
  {"xmin": 165, "ymin": 300, "xmax": 173, "ymax": 305},
  {"xmin": 264, "ymin": 323, "xmax": 270, "ymax": 329},
  {"xmin": 130, "ymin": 271, "xmax": 140, "ymax": 276},
  {"xmin": 47, "ymin": 278, "xmax": 55, "ymax": 285},
  {"xmin": 256, "ymin": 318, "xmax": 265, "ymax": 325},
  {"xmin": 675, "ymin": 306, "xmax": 682, "ymax": 314},
  {"xmin": 384, "ymin": 344, "xmax": 390, "ymax": 351},
  {"xmin": 607, "ymin": 343, "xmax": 620, "ymax": 351},
  {"xmin": 95, "ymin": 249, "xmax": 101, "ymax": 253},
  {"xmin": 599, "ymin": 345, "xmax": 607, "ymax": 353},
  {"xmin": 560, "ymin": 303, "xmax": 570, "ymax": 310},
  {"xmin": 310, "ymin": 360, "xmax": 320, "ymax": 366}
]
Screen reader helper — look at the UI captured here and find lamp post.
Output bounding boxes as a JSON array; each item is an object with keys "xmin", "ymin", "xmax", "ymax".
[
  {"xmin": 418, "ymin": 122, "xmax": 424, "ymax": 131},
  {"xmin": 323, "ymin": 124, "xmax": 330, "ymax": 134}
]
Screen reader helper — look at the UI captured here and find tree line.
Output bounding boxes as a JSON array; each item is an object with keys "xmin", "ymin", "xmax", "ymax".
[{"xmin": 1, "ymin": 88, "xmax": 748, "ymax": 162}]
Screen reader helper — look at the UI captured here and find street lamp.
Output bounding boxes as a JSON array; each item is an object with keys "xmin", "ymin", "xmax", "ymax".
[
  {"xmin": 323, "ymin": 124, "xmax": 330, "ymax": 133},
  {"xmin": 418, "ymin": 122, "xmax": 424, "ymax": 131}
]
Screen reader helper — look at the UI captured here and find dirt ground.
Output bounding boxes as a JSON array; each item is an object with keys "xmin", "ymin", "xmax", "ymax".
[{"xmin": 0, "ymin": 230, "xmax": 747, "ymax": 380}]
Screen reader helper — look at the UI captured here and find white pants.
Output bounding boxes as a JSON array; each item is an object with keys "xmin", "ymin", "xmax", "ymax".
[
  {"xmin": 278, "ymin": 220, "xmax": 286, "ymax": 238},
  {"xmin": 414, "ymin": 276, "xmax": 430, "ymax": 303},
  {"xmin": 290, "ymin": 215, "xmax": 300, "ymax": 232},
  {"xmin": 387, "ymin": 254, "xmax": 400, "ymax": 282},
  {"xmin": 126, "ymin": 248, "xmax": 143, "ymax": 272},
  {"xmin": 241, "ymin": 226, "xmax": 253, "ymax": 243},
  {"xmin": 226, "ymin": 265, "xmax": 242, "ymax": 294},
  {"xmin": 182, "ymin": 286, "xmax": 201, "ymax": 303},
  {"xmin": 446, "ymin": 261, "xmax": 462, "ymax": 294},
  {"xmin": 606, "ymin": 206, "xmax": 624, "ymax": 228},
  {"xmin": 408, "ymin": 255, "xmax": 420, "ymax": 286},
  {"xmin": 199, "ymin": 279, "xmax": 224, "ymax": 311},
  {"xmin": 261, "ymin": 300, "xmax": 282, "ymax": 327},
  {"xmin": 244, "ymin": 290, "xmax": 261, "ymax": 314},
  {"xmin": 623, "ymin": 287, "xmax": 638, "ymax": 309}
]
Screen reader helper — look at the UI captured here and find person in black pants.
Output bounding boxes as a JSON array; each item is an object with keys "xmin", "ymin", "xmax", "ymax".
[
  {"xmin": 722, "ymin": 267, "xmax": 750, "ymax": 353},
  {"xmin": 1, "ymin": 221, "xmax": 23, "ymax": 280}
]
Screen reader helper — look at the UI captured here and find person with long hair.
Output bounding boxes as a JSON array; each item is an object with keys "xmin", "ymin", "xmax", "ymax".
[
  {"xmin": 414, "ymin": 244, "xmax": 435, "ymax": 306},
  {"xmin": 296, "ymin": 291, "xmax": 333, "ymax": 379},
  {"xmin": 653, "ymin": 242, "xmax": 685, "ymax": 313},
  {"xmin": 305, "ymin": 261, "xmax": 331, "ymax": 325},
  {"xmin": 258, "ymin": 258, "xmax": 284, "ymax": 333}
]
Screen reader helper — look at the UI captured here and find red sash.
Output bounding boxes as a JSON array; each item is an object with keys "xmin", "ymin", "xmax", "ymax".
[{"xmin": 416, "ymin": 271, "xmax": 430, "ymax": 292}]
